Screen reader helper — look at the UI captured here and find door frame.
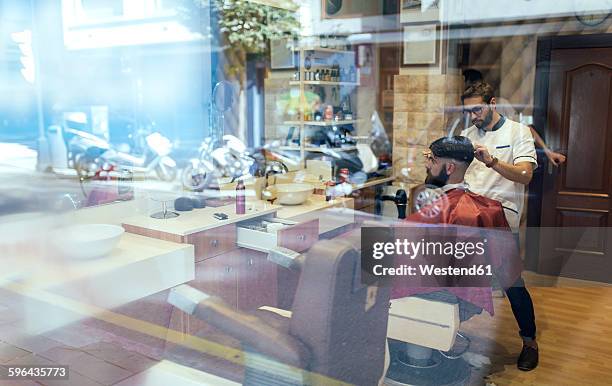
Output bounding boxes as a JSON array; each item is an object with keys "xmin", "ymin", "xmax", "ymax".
[{"xmin": 525, "ymin": 33, "xmax": 612, "ymax": 271}]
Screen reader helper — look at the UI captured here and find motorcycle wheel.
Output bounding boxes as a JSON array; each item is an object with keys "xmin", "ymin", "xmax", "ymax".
[
  {"xmin": 155, "ymin": 158, "xmax": 177, "ymax": 182},
  {"xmin": 181, "ymin": 162, "xmax": 210, "ymax": 191}
]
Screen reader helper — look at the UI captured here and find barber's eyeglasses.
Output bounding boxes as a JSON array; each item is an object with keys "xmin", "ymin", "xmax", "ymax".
[{"xmin": 463, "ymin": 105, "xmax": 485, "ymax": 115}]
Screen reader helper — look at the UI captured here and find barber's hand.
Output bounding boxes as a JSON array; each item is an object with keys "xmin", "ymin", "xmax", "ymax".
[
  {"xmin": 473, "ymin": 144, "xmax": 494, "ymax": 165},
  {"xmin": 544, "ymin": 149, "xmax": 566, "ymax": 166}
]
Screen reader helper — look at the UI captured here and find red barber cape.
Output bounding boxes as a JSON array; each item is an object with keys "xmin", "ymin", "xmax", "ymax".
[{"xmin": 391, "ymin": 188, "xmax": 523, "ymax": 315}]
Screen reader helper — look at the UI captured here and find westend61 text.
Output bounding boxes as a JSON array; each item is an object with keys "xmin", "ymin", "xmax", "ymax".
[{"xmin": 372, "ymin": 264, "xmax": 493, "ymax": 277}]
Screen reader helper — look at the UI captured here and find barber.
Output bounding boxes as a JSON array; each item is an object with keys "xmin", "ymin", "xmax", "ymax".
[
  {"xmin": 462, "ymin": 69, "xmax": 566, "ymax": 167},
  {"xmin": 460, "ymin": 81, "xmax": 539, "ymax": 371}
]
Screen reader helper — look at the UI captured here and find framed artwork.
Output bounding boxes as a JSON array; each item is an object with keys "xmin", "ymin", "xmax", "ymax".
[
  {"xmin": 400, "ymin": 0, "xmax": 440, "ymax": 23},
  {"xmin": 270, "ymin": 38, "xmax": 297, "ymax": 69},
  {"xmin": 400, "ymin": 23, "xmax": 439, "ymax": 67},
  {"xmin": 402, "ymin": 0, "xmax": 422, "ymax": 10}
]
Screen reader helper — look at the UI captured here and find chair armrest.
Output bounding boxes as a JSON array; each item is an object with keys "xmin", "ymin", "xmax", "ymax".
[
  {"xmin": 266, "ymin": 246, "xmax": 304, "ymax": 271},
  {"xmin": 258, "ymin": 306, "xmax": 292, "ymax": 319},
  {"xmin": 168, "ymin": 285, "xmax": 310, "ymax": 368}
]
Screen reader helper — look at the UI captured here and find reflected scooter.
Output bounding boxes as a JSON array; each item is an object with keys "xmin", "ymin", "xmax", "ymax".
[
  {"xmin": 66, "ymin": 128, "xmax": 177, "ymax": 182},
  {"xmin": 103, "ymin": 131, "xmax": 177, "ymax": 181}
]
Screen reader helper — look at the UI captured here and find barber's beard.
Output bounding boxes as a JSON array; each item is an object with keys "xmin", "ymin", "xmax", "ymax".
[
  {"xmin": 425, "ymin": 167, "xmax": 450, "ymax": 188},
  {"xmin": 473, "ymin": 109, "xmax": 493, "ymax": 129}
]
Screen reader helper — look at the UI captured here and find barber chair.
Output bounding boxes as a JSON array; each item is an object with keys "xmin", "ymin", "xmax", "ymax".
[
  {"xmin": 376, "ymin": 187, "xmax": 480, "ymax": 385},
  {"xmin": 385, "ymin": 295, "xmax": 475, "ymax": 386},
  {"xmin": 167, "ymin": 239, "xmax": 391, "ymax": 386}
]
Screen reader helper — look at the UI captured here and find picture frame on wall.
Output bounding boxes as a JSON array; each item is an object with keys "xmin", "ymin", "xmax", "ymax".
[
  {"xmin": 400, "ymin": 0, "xmax": 440, "ymax": 23},
  {"xmin": 270, "ymin": 38, "xmax": 297, "ymax": 70},
  {"xmin": 401, "ymin": 23, "xmax": 439, "ymax": 67},
  {"xmin": 402, "ymin": 0, "xmax": 422, "ymax": 10}
]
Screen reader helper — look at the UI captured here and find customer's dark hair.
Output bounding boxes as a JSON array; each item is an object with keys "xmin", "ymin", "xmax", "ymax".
[
  {"xmin": 461, "ymin": 81, "xmax": 495, "ymax": 104},
  {"xmin": 429, "ymin": 136, "xmax": 474, "ymax": 164},
  {"xmin": 462, "ymin": 68, "xmax": 483, "ymax": 85}
]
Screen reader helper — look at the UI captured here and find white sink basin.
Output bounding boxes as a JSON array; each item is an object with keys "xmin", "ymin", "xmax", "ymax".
[
  {"xmin": 266, "ymin": 183, "xmax": 314, "ymax": 205},
  {"xmin": 51, "ymin": 224, "xmax": 125, "ymax": 260}
]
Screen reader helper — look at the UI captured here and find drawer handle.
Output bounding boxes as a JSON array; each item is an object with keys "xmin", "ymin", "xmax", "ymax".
[
  {"xmin": 297, "ymin": 234, "xmax": 306, "ymax": 241},
  {"xmin": 225, "ymin": 266, "xmax": 232, "ymax": 273},
  {"xmin": 248, "ymin": 258, "xmax": 254, "ymax": 266},
  {"xmin": 210, "ymin": 239, "xmax": 219, "ymax": 247}
]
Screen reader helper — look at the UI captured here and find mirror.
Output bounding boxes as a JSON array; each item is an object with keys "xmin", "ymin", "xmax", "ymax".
[
  {"xmin": 212, "ymin": 81, "xmax": 236, "ymax": 114},
  {"xmin": 211, "ymin": 81, "xmax": 237, "ymax": 143}
]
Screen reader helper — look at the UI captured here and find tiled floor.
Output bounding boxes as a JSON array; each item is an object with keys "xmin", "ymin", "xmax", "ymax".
[
  {"xmin": 0, "ymin": 291, "xmax": 160, "ymax": 386},
  {"xmin": 0, "ymin": 334, "xmax": 157, "ymax": 386},
  {"xmin": 2, "ymin": 279, "xmax": 612, "ymax": 385}
]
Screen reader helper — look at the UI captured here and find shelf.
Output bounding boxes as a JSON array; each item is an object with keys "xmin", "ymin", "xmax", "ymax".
[
  {"xmin": 282, "ymin": 119, "xmax": 361, "ymax": 126},
  {"xmin": 289, "ymin": 81, "xmax": 359, "ymax": 86},
  {"xmin": 292, "ymin": 47, "xmax": 353, "ymax": 54},
  {"xmin": 275, "ymin": 146, "xmax": 357, "ymax": 152}
]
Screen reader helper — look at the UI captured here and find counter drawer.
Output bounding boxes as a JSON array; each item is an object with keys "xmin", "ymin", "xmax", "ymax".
[
  {"xmin": 186, "ymin": 223, "xmax": 237, "ymax": 262},
  {"xmin": 236, "ymin": 218, "xmax": 318, "ymax": 253},
  {"xmin": 122, "ymin": 223, "xmax": 236, "ymax": 262}
]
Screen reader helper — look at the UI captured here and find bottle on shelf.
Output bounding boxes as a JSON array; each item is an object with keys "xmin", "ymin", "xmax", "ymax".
[
  {"xmin": 341, "ymin": 98, "xmax": 349, "ymax": 114},
  {"xmin": 339, "ymin": 168, "xmax": 350, "ymax": 184},
  {"xmin": 324, "ymin": 105, "xmax": 334, "ymax": 121},
  {"xmin": 325, "ymin": 180, "xmax": 336, "ymax": 202}
]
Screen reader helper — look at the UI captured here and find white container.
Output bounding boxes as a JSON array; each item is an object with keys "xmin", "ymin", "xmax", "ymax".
[
  {"xmin": 270, "ymin": 183, "xmax": 314, "ymax": 205},
  {"xmin": 47, "ymin": 125, "xmax": 68, "ymax": 169},
  {"xmin": 50, "ymin": 223, "xmax": 125, "ymax": 260}
]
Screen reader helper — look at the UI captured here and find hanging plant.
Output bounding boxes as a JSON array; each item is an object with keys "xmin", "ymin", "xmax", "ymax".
[
  {"xmin": 216, "ymin": 0, "xmax": 300, "ymax": 56},
  {"xmin": 178, "ymin": 0, "xmax": 300, "ymax": 78}
]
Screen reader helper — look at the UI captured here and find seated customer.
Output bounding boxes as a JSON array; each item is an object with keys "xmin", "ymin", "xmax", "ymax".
[
  {"xmin": 385, "ymin": 136, "xmax": 524, "ymax": 385},
  {"xmin": 417, "ymin": 135, "xmax": 510, "ymax": 228},
  {"xmin": 392, "ymin": 136, "xmax": 523, "ymax": 317}
]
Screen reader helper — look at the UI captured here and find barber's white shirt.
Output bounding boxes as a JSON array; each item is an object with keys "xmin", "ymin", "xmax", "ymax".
[{"xmin": 460, "ymin": 117, "xmax": 537, "ymax": 231}]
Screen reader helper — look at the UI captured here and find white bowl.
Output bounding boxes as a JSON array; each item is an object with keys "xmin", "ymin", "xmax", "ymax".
[
  {"xmin": 51, "ymin": 224, "xmax": 125, "ymax": 260},
  {"xmin": 270, "ymin": 183, "xmax": 314, "ymax": 205}
]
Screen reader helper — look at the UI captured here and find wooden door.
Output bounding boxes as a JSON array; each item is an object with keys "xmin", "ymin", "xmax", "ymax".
[{"xmin": 538, "ymin": 47, "xmax": 612, "ymax": 282}]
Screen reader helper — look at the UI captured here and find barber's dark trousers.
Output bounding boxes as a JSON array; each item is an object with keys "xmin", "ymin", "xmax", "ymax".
[{"xmin": 505, "ymin": 277, "xmax": 537, "ymax": 340}]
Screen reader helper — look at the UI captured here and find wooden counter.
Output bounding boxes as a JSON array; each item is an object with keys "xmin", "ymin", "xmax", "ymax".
[{"xmin": 122, "ymin": 200, "xmax": 281, "ymax": 237}]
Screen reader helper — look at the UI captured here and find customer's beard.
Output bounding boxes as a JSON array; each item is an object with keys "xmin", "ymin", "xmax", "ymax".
[
  {"xmin": 425, "ymin": 168, "xmax": 450, "ymax": 188},
  {"xmin": 473, "ymin": 109, "xmax": 493, "ymax": 129}
]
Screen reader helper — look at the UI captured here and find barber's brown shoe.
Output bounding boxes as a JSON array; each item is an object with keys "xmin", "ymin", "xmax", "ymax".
[{"xmin": 517, "ymin": 344, "xmax": 538, "ymax": 371}]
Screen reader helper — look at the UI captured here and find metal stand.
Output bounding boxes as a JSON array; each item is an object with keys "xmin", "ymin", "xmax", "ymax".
[
  {"xmin": 385, "ymin": 339, "xmax": 471, "ymax": 386},
  {"xmin": 151, "ymin": 200, "xmax": 179, "ymax": 219}
]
